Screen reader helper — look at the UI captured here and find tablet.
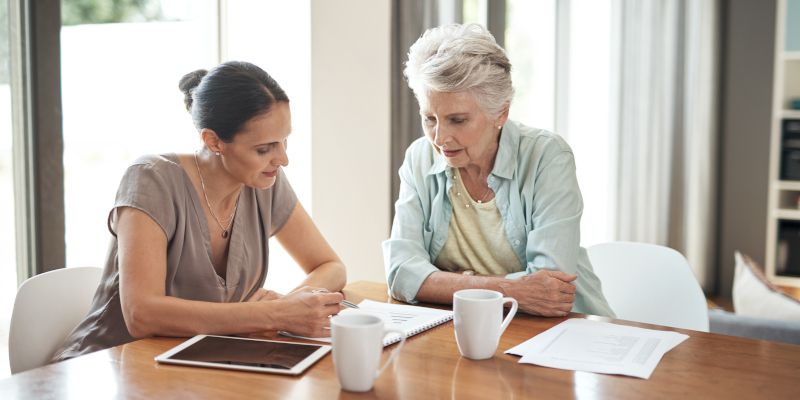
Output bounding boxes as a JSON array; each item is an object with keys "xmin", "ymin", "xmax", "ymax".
[{"xmin": 154, "ymin": 335, "xmax": 331, "ymax": 375}]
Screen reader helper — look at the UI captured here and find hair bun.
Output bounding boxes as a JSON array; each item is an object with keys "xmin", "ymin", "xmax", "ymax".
[{"xmin": 178, "ymin": 69, "xmax": 208, "ymax": 111}]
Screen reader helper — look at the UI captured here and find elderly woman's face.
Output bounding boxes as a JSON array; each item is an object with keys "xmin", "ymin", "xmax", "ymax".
[{"xmin": 419, "ymin": 91, "xmax": 503, "ymax": 169}]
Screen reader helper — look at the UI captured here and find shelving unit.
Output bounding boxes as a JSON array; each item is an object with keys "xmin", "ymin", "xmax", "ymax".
[{"xmin": 766, "ymin": 0, "xmax": 800, "ymax": 286}]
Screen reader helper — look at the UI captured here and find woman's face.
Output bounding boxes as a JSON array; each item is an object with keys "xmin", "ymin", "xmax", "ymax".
[
  {"xmin": 419, "ymin": 91, "xmax": 505, "ymax": 169},
  {"xmin": 219, "ymin": 102, "xmax": 291, "ymax": 190}
]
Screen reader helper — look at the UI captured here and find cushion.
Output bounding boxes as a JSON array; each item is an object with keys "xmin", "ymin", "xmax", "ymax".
[
  {"xmin": 732, "ymin": 251, "xmax": 800, "ymax": 321},
  {"xmin": 709, "ymin": 309, "xmax": 800, "ymax": 345}
]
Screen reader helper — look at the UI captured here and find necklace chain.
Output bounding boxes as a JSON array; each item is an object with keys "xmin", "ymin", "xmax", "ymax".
[
  {"xmin": 194, "ymin": 151, "xmax": 239, "ymax": 239},
  {"xmin": 454, "ymin": 168, "xmax": 493, "ymax": 208}
]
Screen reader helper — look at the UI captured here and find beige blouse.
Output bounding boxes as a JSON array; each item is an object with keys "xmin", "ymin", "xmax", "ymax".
[
  {"xmin": 434, "ymin": 168, "xmax": 523, "ymax": 275},
  {"xmin": 52, "ymin": 153, "xmax": 297, "ymax": 361}
]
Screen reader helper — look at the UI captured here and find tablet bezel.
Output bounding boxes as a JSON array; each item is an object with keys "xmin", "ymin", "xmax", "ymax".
[{"xmin": 154, "ymin": 334, "xmax": 331, "ymax": 376}]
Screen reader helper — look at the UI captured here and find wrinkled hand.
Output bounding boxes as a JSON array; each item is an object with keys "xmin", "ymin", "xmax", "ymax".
[
  {"xmin": 247, "ymin": 288, "xmax": 284, "ymax": 302},
  {"xmin": 275, "ymin": 286, "xmax": 343, "ymax": 338},
  {"xmin": 498, "ymin": 270, "xmax": 576, "ymax": 317}
]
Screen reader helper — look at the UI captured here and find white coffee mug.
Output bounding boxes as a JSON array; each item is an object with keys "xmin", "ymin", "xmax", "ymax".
[
  {"xmin": 331, "ymin": 313, "xmax": 406, "ymax": 392},
  {"xmin": 453, "ymin": 289, "xmax": 518, "ymax": 360}
]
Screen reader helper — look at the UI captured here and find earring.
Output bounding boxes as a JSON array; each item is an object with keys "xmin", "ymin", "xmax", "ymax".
[
  {"xmin": 215, "ymin": 151, "xmax": 220, "ymax": 156},
  {"xmin": 497, "ymin": 126, "xmax": 502, "ymax": 130}
]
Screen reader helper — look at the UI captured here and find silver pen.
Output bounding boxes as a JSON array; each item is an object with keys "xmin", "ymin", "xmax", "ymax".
[
  {"xmin": 339, "ymin": 299, "xmax": 360, "ymax": 309},
  {"xmin": 311, "ymin": 288, "xmax": 360, "ymax": 309}
]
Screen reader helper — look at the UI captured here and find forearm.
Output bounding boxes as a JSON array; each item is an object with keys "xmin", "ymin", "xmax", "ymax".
[
  {"xmin": 415, "ymin": 271, "xmax": 508, "ymax": 304},
  {"xmin": 124, "ymin": 296, "xmax": 282, "ymax": 338},
  {"xmin": 294, "ymin": 261, "xmax": 346, "ymax": 292}
]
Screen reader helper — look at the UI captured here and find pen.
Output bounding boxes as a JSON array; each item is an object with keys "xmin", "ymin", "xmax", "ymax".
[
  {"xmin": 311, "ymin": 288, "xmax": 360, "ymax": 309},
  {"xmin": 339, "ymin": 299, "xmax": 360, "ymax": 309}
]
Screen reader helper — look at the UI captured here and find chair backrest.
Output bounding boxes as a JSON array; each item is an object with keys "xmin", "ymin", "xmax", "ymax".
[
  {"xmin": 587, "ymin": 242, "xmax": 709, "ymax": 332},
  {"xmin": 9, "ymin": 266, "xmax": 103, "ymax": 373}
]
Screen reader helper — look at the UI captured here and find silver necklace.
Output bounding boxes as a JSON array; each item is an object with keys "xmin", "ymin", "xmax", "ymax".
[
  {"xmin": 453, "ymin": 168, "xmax": 493, "ymax": 208},
  {"xmin": 194, "ymin": 151, "xmax": 239, "ymax": 239}
]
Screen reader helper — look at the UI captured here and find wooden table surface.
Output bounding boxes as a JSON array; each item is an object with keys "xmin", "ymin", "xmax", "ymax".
[{"xmin": 2, "ymin": 281, "xmax": 799, "ymax": 399}]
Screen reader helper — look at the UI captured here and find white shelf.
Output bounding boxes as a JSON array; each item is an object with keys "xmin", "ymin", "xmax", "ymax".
[
  {"xmin": 775, "ymin": 209, "xmax": 800, "ymax": 220},
  {"xmin": 776, "ymin": 180, "xmax": 800, "ymax": 190},
  {"xmin": 766, "ymin": 0, "xmax": 800, "ymax": 286}
]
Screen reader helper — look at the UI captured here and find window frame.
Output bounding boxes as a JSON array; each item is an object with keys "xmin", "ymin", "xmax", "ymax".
[{"xmin": 10, "ymin": 0, "xmax": 64, "ymax": 284}]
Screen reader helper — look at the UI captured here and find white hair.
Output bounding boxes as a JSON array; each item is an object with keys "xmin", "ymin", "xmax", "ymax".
[{"xmin": 404, "ymin": 23, "xmax": 514, "ymax": 117}]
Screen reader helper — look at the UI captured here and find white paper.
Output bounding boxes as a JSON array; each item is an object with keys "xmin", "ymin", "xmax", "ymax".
[
  {"xmin": 280, "ymin": 300, "xmax": 453, "ymax": 346},
  {"xmin": 505, "ymin": 318, "xmax": 688, "ymax": 379}
]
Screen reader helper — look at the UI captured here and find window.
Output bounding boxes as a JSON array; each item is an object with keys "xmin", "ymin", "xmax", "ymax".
[
  {"xmin": 224, "ymin": 0, "xmax": 311, "ymax": 294},
  {"xmin": 466, "ymin": 0, "xmax": 613, "ymax": 246},
  {"xmin": 61, "ymin": 0, "xmax": 219, "ymax": 271},
  {"xmin": 60, "ymin": 0, "xmax": 312, "ymax": 294},
  {"xmin": 0, "ymin": 0, "xmax": 15, "ymax": 378},
  {"xmin": 559, "ymin": 0, "xmax": 612, "ymax": 247}
]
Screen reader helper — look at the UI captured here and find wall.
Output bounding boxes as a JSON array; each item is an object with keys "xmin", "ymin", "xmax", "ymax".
[
  {"xmin": 310, "ymin": 0, "xmax": 392, "ymax": 284},
  {"xmin": 716, "ymin": 0, "xmax": 776, "ymax": 297}
]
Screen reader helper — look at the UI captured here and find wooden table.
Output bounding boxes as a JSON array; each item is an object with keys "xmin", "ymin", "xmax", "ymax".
[
  {"xmin": 2, "ymin": 281, "xmax": 799, "ymax": 399},
  {"xmin": 778, "ymin": 284, "xmax": 800, "ymax": 301}
]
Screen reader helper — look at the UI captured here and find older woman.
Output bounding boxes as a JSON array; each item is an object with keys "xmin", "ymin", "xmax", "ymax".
[{"xmin": 383, "ymin": 24, "xmax": 614, "ymax": 317}]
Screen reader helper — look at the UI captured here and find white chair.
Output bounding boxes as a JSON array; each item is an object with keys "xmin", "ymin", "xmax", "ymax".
[
  {"xmin": 9, "ymin": 266, "xmax": 103, "ymax": 373},
  {"xmin": 587, "ymin": 242, "xmax": 709, "ymax": 332}
]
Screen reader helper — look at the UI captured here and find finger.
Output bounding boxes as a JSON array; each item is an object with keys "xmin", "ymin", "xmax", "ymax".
[
  {"xmin": 544, "ymin": 300, "xmax": 572, "ymax": 314},
  {"xmin": 316, "ymin": 325, "xmax": 332, "ymax": 338},
  {"xmin": 318, "ymin": 292, "xmax": 344, "ymax": 305},
  {"xmin": 559, "ymin": 292, "xmax": 576, "ymax": 303},
  {"xmin": 322, "ymin": 303, "xmax": 342, "ymax": 317},
  {"xmin": 558, "ymin": 281, "xmax": 577, "ymax": 294},
  {"xmin": 539, "ymin": 300, "xmax": 572, "ymax": 314},
  {"xmin": 317, "ymin": 317, "xmax": 333, "ymax": 337},
  {"xmin": 544, "ymin": 309, "xmax": 569, "ymax": 317},
  {"xmin": 548, "ymin": 271, "xmax": 578, "ymax": 282}
]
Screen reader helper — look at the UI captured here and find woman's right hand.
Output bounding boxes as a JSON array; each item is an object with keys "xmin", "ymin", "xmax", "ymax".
[
  {"xmin": 498, "ymin": 270, "xmax": 577, "ymax": 317},
  {"xmin": 273, "ymin": 287, "xmax": 343, "ymax": 337}
]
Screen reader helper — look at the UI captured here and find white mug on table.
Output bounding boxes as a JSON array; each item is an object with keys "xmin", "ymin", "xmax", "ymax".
[
  {"xmin": 331, "ymin": 313, "xmax": 406, "ymax": 392},
  {"xmin": 453, "ymin": 289, "xmax": 518, "ymax": 360}
]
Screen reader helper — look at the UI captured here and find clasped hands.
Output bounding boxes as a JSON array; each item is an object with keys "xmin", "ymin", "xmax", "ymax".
[{"xmin": 498, "ymin": 269, "xmax": 577, "ymax": 317}]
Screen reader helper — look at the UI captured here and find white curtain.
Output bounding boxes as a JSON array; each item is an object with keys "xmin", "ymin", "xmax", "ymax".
[{"xmin": 611, "ymin": 0, "xmax": 718, "ymax": 289}]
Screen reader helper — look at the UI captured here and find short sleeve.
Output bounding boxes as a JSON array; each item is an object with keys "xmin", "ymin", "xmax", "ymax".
[
  {"xmin": 109, "ymin": 159, "xmax": 180, "ymax": 239},
  {"xmin": 268, "ymin": 168, "xmax": 298, "ymax": 236}
]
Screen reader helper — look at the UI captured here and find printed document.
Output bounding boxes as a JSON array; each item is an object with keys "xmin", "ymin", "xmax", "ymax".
[{"xmin": 505, "ymin": 318, "xmax": 688, "ymax": 379}]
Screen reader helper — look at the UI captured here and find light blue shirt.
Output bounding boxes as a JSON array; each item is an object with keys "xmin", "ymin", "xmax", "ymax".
[{"xmin": 382, "ymin": 120, "xmax": 615, "ymax": 317}]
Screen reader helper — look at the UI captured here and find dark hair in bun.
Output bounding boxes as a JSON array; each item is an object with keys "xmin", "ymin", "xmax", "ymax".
[
  {"xmin": 178, "ymin": 61, "xmax": 289, "ymax": 142},
  {"xmin": 178, "ymin": 69, "xmax": 208, "ymax": 111}
]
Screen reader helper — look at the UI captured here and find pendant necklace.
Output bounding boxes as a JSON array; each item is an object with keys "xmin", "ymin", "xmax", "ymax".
[
  {"xmin": 453, "ymin": 168, "xmax": 492, "ymax": 208},
  {"xmin": 194, "ymin": 151, "xmax": 239, "ymax": 238}
]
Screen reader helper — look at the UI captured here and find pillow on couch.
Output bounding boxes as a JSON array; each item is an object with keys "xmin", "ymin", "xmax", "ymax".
[{"xmin": 732, "ymin": 251, "xmax": 800, "ymax": 321}]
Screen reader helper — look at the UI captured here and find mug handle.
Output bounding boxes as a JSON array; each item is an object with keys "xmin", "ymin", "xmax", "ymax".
[
  {"xmin": 499, "ymin": 297, "xmax": 519, "ymax": 336},
  {"xmin": 376, "ymin": 328, "xmax": 406, "ymax": 377}
]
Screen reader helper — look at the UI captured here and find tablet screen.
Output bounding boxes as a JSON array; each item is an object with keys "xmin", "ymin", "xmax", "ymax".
[{"xmin": 155, "ymin": 335, "xmax": 330, "ymax": 375}]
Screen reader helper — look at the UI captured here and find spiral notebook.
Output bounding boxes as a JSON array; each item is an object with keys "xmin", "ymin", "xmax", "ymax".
[{"xmin": 280, "ymin": 299, "xmax": 453, "ymax": 346}]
